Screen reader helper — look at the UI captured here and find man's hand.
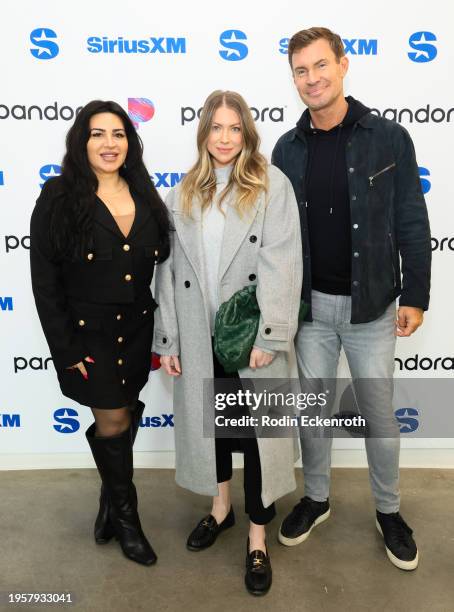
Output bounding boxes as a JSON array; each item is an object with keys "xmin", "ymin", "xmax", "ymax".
[
  {"xmin": 249, "ymin": 347, "xmax": 275, "ymax": 369},
  {"xmin": 396, "ymin": 306, "xmax": 424, "ymax": 337},
  {"xmin": 160, "ymin": 355, "xmax": 182, "ymax": 376}
]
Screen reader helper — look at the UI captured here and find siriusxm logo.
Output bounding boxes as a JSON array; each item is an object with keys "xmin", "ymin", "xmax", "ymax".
[
  {"xmin": 219, "ymin": 30, "xmax": 248, "ymax": 61},
  {"xmin": 40, "ymin": 164, "xmax": 61, "ymax": 188},
  {"xmin": 343, "ymin": 38, "xmax": 377, "ymax": 55},
  {"xmin": 151, "ymin": 172, "xmax": 185, "ymax": 188},
  {"xmin": 0, "ymin": 171, "xmax": 3, "ymax": 185},
  {"xmin": 30, "ymin": 28, "xmax": 59, "ymax": 60},
  {"xmin": 278, "ymin": 39, "xmax": 288, "ymax": 55},
  {"xmin": 87, "ymin": 36, "xmax": 186, "ymax": 55},
  {"xmin": 408, "ymin": 31, "xmax": 437, "ymax": 63},
  {"xmin": 279, "ymin": 37, "xmax": 377, "ymax": 56},
  {"xmin": 5, "ymin": 235, "xmax": 30, "ymax": 254},
  {"xmin": 0, "ymin": 297, "xmax": 13, "ymax": 311},
  {"xmin": 128, "ymin": 98, "xmax": 155, "ymax": 129},
  {"xmin": 181, "ymin": 105, "xmax": 284, "ymax": 125},
  {"xmin": 140, "ymin": 414, "xmax": 174, "ymax": 428},
  {"xmin": 0, "ymin": 413, "xmax": 21, "ymax": 428},
  {"xmin": 395, "ymin": 408, "xmax": 419, "ymax": 434},
  {"xmin": 53, "ymin": 408, "xmax": 80, "ymax": 434},
  {"xmin": 419, "ymin": 167, "xmax": 431, "ymax": 194},
  {"xmin": 431, "ymin": 237, "xmax": 454, "ymax": 252}
]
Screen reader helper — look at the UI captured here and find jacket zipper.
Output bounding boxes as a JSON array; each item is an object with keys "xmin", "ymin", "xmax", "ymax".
[{"xmin": 369, "ymin": 163, "xmax": 396, "ymax": 187}]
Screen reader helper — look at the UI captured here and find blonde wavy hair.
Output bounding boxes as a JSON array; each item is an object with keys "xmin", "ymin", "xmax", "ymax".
[{"xmin": 180, "ymin": 90, "xmax": 268, "ymax": 217}]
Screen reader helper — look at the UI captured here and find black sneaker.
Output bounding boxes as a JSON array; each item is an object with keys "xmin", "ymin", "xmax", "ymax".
[
  {"xmin": 376, "ymin": 510, "xmax": 419, "ymax": 570},
  {"xmin": 278, "ymin": 497, "xmax": 330, "ymax": 546}
]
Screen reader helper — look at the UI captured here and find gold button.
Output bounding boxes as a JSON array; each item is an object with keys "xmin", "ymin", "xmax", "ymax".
[
  {"xmin": 116, "ymin": 314, "xmax": 122, "ymax": 321},
  {"xmin": 87, "ymin": 253, "xmax": 94, "ymax": 261},
  {"xmin": 117, "ymin": 336, "xmax": 124, "ymax": 343},
  {"xmin": 78, "ymin": 320, "xmax": 85, "ymax": 326},
  {"xmin": 125, "ymin": 274, "xmax": 132, "ymax": 282},
  {"xmin": 118, "ymin": 358, "xmax": 123, "ymax": 365},
  {"xmin": 123, "ymin": 244, "xmax": 130, "ymax": 252},
  {"xmin": 142, "ymin": 309, "xmax": 148, "ymax": 315},
  {"xmin": 121, "ymin": 379, "xmax": 126, "ymax": 385}
]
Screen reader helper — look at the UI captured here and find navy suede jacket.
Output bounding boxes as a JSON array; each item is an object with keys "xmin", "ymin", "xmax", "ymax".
[{"xmin": 272, "ymin": 100, "xmax": 431, "ymax": 323}]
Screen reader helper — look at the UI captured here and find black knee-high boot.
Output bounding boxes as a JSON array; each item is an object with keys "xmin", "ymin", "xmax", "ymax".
[
  {"xmin": 94, "ymin": 400, "xmax": 145, "ymax": 544},
  {"xmin": 86, "ymin": 421, "xmax": 156, "ymax": 566}
]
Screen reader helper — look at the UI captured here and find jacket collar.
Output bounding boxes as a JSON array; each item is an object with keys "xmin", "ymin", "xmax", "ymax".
[
  {"xmin": 291, "ymin": 96, "xmax": 375, "ymax": 142},
  {"xmin": 93, "ymin": 188, "xmax": 151, "ymax": 240},
  {"xmin": 356, "ymin": 112, "xmax": 378, "ymax": 129}
]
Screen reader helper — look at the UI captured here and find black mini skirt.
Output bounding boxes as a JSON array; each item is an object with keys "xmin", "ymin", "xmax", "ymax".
[{"xmin": 57, "ymin": 292, "xmax": 158, "ymax": 409}]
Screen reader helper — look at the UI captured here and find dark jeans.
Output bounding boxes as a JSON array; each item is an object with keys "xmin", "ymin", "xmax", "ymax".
[{"xmin": 213, "ymin": 350, "xmax": 276, "ymax": 525}]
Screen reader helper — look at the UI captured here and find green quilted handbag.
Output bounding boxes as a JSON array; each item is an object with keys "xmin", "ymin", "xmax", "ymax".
[{"xmin": 214, "ymin": 284, "xmax": 308, "ymax": 373}]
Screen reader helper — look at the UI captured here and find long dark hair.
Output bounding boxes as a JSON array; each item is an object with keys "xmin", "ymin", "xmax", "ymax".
[{"xmin": 49, "ymin": 99, "xmax": 170, "ymax": 260}]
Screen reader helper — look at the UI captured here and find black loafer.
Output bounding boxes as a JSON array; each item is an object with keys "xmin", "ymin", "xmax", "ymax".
[
  {"xmin": 245, "ymin": 539, "xmax": 272, "ymax": 596},
  {"xmin": 186, "ymin": 506, "xmax": 235, "ymax": 551}
]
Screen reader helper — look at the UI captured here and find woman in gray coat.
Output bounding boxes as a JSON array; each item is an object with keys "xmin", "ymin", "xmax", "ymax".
[{"xmin": 153, "ymin": 90, "xmax": 302, "ymax": 595}]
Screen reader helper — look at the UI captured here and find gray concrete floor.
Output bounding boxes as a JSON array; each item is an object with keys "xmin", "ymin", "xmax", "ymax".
[{"xmin": 1, "ymin": 468, "xmax": 453, "ymax": 612}]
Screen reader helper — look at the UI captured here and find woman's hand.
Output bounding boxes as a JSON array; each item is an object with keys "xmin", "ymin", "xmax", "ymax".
[
  {"xmin": 67, "ymin": 356, "xmax": 95, "ymax": 380},
  {"xmin": 160, "ymin": 355, "xmax": 182, "ymax": 376},
  {"xmin": 249, "ymin": 348, "xmax": 274, "ymax": 369}
]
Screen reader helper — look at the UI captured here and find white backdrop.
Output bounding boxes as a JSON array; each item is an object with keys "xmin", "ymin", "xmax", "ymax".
[{"xmin": 1, "ymin": 0, "xmax": 453, "ymax": 469}]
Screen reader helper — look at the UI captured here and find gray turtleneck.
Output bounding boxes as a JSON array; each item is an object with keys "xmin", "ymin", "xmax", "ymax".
[{"xmin": 202, "ymin": 165, "xmax": 232, "ymax": 331}]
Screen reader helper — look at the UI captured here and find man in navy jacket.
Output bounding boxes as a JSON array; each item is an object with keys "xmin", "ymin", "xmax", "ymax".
[{"xmin": 272, "ymin": 27, "xmax": 431, "ymax": 571}]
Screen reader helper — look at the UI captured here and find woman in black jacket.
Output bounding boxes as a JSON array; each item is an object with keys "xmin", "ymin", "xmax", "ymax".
[{"xmin": 30, "ymin": 100, "xmax": 170, "ymax": 566}]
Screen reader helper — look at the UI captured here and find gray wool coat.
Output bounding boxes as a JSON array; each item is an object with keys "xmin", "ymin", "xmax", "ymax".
[{"xmin": 152, "ymin": 164, "xmax": 303, "ymax": 508}]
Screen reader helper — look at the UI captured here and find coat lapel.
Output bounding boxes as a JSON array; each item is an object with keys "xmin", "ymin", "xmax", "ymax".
[
  {"xmin": 171, "ymin": 203, "xmax": 205, "ymax": 288},
  {"xmin": 93, "ymin": 195, "xmax": 125, "ymax": 239},
  {"xmin": 127, "ymin": 191, "xmax": 151, "ymax": 240},
  {"xmin": 218, "ymin": 194, "xmax": 261, "ymax": 281},
  {"xmin": 93, "ymin": 190, "xmax": 151, "ymax": 240},
  {"xmin": 172, "ymin": 190, "xmax": 262, "ymax": 288}
]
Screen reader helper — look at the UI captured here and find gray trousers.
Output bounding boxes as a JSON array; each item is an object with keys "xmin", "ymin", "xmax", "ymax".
[{"xmin": 295, "ymin": 290, "xmax": 400, "ymax": 513}]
